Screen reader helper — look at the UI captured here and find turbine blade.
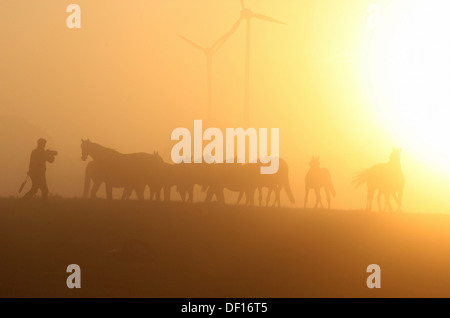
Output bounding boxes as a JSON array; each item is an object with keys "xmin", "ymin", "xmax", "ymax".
[
  {"xmin": 213, "ymin": 18, "xmax": 242, "ymax": 51},
  {"xmin": 240, "ymin": 0, "xmax": 245, "ymax": 9},
  {"xmin": 178, "ymin": 35, "xmax": 204, "ymax": 51},
  {"xmin": 252, "ymin": 13, "xmax": 286, "ymax": 25}
]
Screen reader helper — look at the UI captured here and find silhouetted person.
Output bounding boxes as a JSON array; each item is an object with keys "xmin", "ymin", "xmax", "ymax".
[
  {"xmin": 304, "ymin": 156, "xmax": 335, "ymax": 209},
  {"xmin": 23, "ymin": 138, "xmax": 57, "ymax": 201}
]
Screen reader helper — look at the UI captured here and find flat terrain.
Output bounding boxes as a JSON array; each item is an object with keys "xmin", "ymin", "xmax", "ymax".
[{"xmin": 0, "ymin": 198, "xmax": 450, "ymax": 297}]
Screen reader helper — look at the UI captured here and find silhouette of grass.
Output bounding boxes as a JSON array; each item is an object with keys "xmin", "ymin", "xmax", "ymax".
[{"xmin": 0, "ymin": 197, "xmax": 449, "ymax": 297}]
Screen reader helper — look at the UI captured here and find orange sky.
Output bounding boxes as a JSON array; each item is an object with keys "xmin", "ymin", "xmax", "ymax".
[{"xmin": 1, "ymin": 0, "xmax": 450, "ymax": 213}]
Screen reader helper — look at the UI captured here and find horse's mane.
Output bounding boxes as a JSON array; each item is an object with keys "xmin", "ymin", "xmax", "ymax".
[{"xmin": 89, "ymin": 141, "xmax": 121, "ymax": 155}]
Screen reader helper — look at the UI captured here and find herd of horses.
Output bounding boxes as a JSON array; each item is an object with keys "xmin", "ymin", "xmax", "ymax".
[
  {"xmin": 81, "ymin": 139, "xmax": 295, "ymax": 207},
  {"xmin": 81, "ymin": 139, "xmax": 405, "ymax": 212}
]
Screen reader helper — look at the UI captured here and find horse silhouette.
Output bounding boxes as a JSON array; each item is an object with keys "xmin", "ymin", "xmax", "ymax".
[
  {"xmin": 152, "ymin": 157, "xmax": 247, "ymax": 204},
  {"xmin": 205, "ymin": 158, "xmax": 295, "ymax": 207},
  {"xmin": 253, "ymin": 158, "xmax": 295, "ymax": 207},
  {"xmin": 151, "ymin": 161, "xmax": 195, "ymax": 202},
  {"xmin": 206, "ymin": 162, "xmax": 256, "ymax": 205},
  {"xmin": 172, "ymin": 161, "xmax": 200, "ymax": 203},
  {"xmin": 304, "ymin": 156, "xmax": 336, "ymax": 209},
  {"xmin": 121, "ymin": 151, "xmax": 165, "ymax": 200},
  {"xmin": 138, "ymin": 159, "xmax": 206, "ymax": 203},
  {"xmin": 353, "ymin": 148, "xmax": 405, "ymax": 212},
  {"xmin": 81, "ymin": 139, "xmax": 164, "ymax": 200},
  {"xmin": 201, "ymin": 157, "xmax": 256, "ymax": 205},
  {"xmin": 84, "ymin": 160, "xmax": 150, "ymax": 200},
  {"xmin": 81, "ymin": 140, "xmax": 296, "ymax": 207},
  {"xmin": 83, "ymin": 160, "xmax": 126, "ymax": 199}
]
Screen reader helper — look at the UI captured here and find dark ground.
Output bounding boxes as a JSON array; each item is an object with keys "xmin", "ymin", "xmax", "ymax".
[{"xmin": 0, "ymin": 198, "xmax": 449, "ymax": 298}]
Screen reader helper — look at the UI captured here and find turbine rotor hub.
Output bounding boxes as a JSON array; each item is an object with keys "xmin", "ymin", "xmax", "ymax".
[
  {"xmin": 240, "ymin": 8, "xmax": 253, "ymax": 19},
  {"xmin": 204, "ymin": 47, "xmax": 214, "ymax": 56}
]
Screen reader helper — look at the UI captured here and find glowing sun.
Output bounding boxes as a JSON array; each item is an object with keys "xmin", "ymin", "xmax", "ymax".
[{"xmin": 365, "ymin": 1, "xmax": 450, "ymax": 174}]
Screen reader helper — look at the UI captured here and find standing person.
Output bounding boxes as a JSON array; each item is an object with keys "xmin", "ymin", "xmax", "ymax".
[{"xmin": 23, "ymin": 138, "xmax": 57, "ymax": 201}]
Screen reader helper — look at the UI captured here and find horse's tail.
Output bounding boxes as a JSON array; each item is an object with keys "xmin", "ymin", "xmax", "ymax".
[
  {"xmin": 352, "ymin": 169, "xmax": 368, "ymax": 188},
  {"xmin": 329, "ymin": 179, "xmax": 336, "ymax": 197},
  {"xmin": 274, "ymin": 158, "xmax": 295, "ymax": 204},
  {"xmin": 323, "ymin": 169, "xmax": 336, "ymax": 197},
  {"xmin": 282, "ymin": 176, "xmax": 296, "ymax": 204}
]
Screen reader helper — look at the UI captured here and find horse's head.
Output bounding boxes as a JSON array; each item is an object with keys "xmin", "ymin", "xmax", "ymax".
[
  {"xmin": 389, "ymin": 147, "xmax": 402, "ymax": 164},
  {"xmin": 81, "ymin": 138, "xmax": 91, "ymax": 161},
  {"xmin": 309, "ymin": 156, "xmax": 320, "ymax": 169},
  {"xmin": 152, "ymin": 150, "xmax": 164, "ymax": 163}
]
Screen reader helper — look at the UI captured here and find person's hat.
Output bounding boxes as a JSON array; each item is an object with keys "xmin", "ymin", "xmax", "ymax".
[{"xmin": 37, "ymin": 138, "xmax": 47, "ymax": 145}]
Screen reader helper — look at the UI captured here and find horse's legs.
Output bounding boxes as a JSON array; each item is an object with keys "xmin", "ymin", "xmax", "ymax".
[
  {"xmin": 105, "ymin": 183, "xmax": 113, "ymax": 200},
  {"xmin": 148, "ymin": 183, "xmax": 156, "ymax": 201},
  {"xmin": 385, "ymin": 193, "xmax": 393, "ymax": 212},
  {"xmin": 83, "ymin": 175, "xmax": 91, "ymax": 198},
  {"xmin": 376, "ymin": 190, "xmax": 383, "ymax": 212},
  {"xmin": 366, "ymin": 186, "xmax": 375, "ymax": 211},
  {"xmin": 236, "ymin": 191, "xmax": 244, "ymax": 205},
  {"xmin": 245, "ymin": 189, "xmax": 254, "ymax": 206},
  {"xmin": 216, "ymin": 189, "xmax": 225, "ymax": 204},
  {"xmin": 266, "ymin": 188, "xmax": 272, "ymax": 207},
  {"xmin": 314, "ymin": 188, "xmax": 322, "ymax": 208},
  {"xmin": 250, "ymin": 188, "xmax": 256, "ymax": 206},
  {"xmin": 163, "ymin": 185, "xmax": 171, "ymax": 202},
  {"xmin": 304, "ymin": 187, "xmax": 310, "ymax": 208},
  {"xmin": 252, "ymin": 187, "xmax": 259, "ymax": 206},
  {"xmin": 125, "ymin": 187, "xmax": 135, "ymax": 200},
  {"xmin": 270, "ymin": 186, "xmax": 279, "ymax": 207},
  {"xmin": 121, "ymin": 188, "xmax": 129, "ymax": 200},
  {"xmin": 325, "ymin": 188, "xmax": 331, "ymax": 209},
  {"xmin": 149, "ymin": 189, "xmax": 154, "ymax": 201},
  {"xmin": 275, "ymin": 186, "xmax": 281, "ymax": 207},
  {"xmin": 205, "ymin": 187, "xmax": 214, "ymax": 203},
  {"xmin": 136, "ymin": 186, "xmax": 145, "ymax": 201},
  {"xmin": 178, "ymin": 186, "xmax": 186, "ymax": 202},
  {"xmin": 393, "ymin": 191, "xmax": 402, "ymax": 212},
  {"xmin": 382, "ymin": 192, "xmax": 388, "ymax": 212},
  {"xmin": 258, "ymin": 186, "xmax": 262, "ymax": 207},
  {"xmin": 188, "ymin": 185, "xmax": 194, "ymax": 203},
  {"xmin": 147, "ymin": 186, "xmax": 153, "ymax": 201},
  {"xmin": 153, "ymin": 187, "xmax": 162, "ymax": 201},
  {"xmin": 90, "ymin": 181, "xmax": 102, "ymax": 199}
]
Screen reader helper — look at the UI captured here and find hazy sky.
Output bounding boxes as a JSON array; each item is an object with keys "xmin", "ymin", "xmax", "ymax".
[{"xmin": 1, "ymin": 0, "xmax": 450, "ymax": 213}]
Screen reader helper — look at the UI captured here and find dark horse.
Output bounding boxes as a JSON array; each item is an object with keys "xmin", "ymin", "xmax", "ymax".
[
  {"xmin": 353, "ymin": 148, "xmax": 405, "ymax": 212},
  {"xmin": 205, "ymin": 158, "xmax": 295, "ymax": 207},
  {"xmin": 81, "ymin": 139, "xmax": 164, "ymax": 200}
]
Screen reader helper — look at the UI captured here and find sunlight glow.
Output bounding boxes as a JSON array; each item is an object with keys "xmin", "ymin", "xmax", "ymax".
[{"xmin": 365, "ymin": 1, "xmax": 450, "ymax": 175}]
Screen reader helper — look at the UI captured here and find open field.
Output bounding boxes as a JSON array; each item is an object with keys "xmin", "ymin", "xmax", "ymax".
[{"xmin": 0, "ymin": 198, "xmax": 450, "ymax": 297}]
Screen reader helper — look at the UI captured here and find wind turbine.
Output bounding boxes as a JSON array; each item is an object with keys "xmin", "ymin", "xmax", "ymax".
[
  {"xmin": 237, "ymin": 0, "xmax": 285, "ymax": 123},
  {"xmin": 179, "ymin": 19, "xmax": 241, "ymax": 119}
]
